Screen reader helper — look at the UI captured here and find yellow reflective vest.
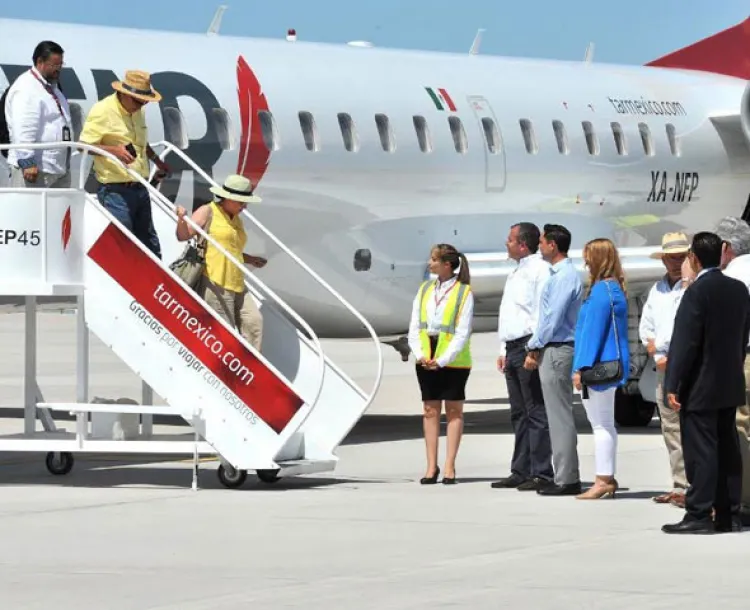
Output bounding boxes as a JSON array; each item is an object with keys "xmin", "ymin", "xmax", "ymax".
[{"xmin": 417, "ymin": 280, "xmax": 472, "ymax": 368}]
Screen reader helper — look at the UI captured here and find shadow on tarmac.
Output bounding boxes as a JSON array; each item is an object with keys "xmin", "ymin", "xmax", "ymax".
[
  {"xmin": 0, "ymin": 399, "xmax": 661, "ymax": 491},
  {"xmin": 0, "ymin": 399, "xmax": 661, "ymax": 449}
]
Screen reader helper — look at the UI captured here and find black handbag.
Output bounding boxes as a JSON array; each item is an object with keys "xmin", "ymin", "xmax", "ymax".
[{"xmin": 579, "ymin": 280, "xmax": 623, "ymax": 386}]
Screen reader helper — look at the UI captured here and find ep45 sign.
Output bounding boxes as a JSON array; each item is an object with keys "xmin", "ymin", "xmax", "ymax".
[{"xmin": 0, "ymin": 189, "xmax": 85, "ymax": 294}]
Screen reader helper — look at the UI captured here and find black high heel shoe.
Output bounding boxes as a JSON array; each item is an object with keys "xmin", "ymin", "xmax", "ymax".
[
  {"xmin": 420, "ymin": 467, "xmax": 440, "ymax": 485},
  {"xmin": 442, "ymin": 475, "xmax": 456, "ymax": 485}
]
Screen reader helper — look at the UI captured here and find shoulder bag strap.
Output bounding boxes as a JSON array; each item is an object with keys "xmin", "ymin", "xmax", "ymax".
[
  {"xmin": 604, "ymin": 280, "xmax": 621, "ymax": 361},
  {"xmin": 196, "ymin": 204, "xmax": 214, "ymax": 258}
]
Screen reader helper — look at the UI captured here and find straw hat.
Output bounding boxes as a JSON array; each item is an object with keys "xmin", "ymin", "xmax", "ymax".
[
  {"xmin": 649, "ymin": 231, "xmax": 690, "ymax": 259},
  {"xmin": 111, "ymin": 70, "xmax": 162, "ymax": 103},
  {"xmin": 209, "ymin": 174, "xmax": 262, "ymax": 204}
]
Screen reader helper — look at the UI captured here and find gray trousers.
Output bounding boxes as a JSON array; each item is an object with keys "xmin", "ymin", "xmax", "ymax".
[
  {"xmin": 11, "ymin": 166, "xmax": 71, "ymax": 188},
  {"xmin": 538, "ymin": 344, "xmax": 580, "ymax": 485}
]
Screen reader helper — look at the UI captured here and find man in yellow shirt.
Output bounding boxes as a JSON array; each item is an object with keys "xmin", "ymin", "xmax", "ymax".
[{"xmin": 79, "ymin": 70, "xmax": 169, "ymax": 258}]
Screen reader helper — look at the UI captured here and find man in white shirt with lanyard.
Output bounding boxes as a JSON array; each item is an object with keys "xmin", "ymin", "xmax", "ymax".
[
  {"xmin": 639, "ymin": 232, "xmax": 690, "ymax": 508},
  {"xmin": 715, "ymin": 216, "xmax": 750, "ymax": 527},
  {"xmin": 5, "ymin": 41, "xmax": 71, "ymax": 188},
  {"xmin": 491, "ymin": 222, "xmax": 554, "ymax": 491}
]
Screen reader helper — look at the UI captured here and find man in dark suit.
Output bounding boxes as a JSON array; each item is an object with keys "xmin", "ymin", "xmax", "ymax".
[{"xmin": 662, "ymin": 232, "xmax": 750, "ymax": 534}]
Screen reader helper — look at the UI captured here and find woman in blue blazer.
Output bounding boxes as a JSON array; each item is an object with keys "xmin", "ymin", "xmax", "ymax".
[{"xmin": 572, "ymin": 238, "xmax": 630, "ymax": 500}]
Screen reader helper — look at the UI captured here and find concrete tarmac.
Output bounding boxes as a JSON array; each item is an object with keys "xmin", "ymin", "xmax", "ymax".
[{"xmin": 0, "ymin": 309, "xmax": 747, "ymax": 609}]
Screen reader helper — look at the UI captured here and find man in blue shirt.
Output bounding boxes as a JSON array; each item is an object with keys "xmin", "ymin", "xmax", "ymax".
[{"xmin": 524, "ymin": 224, "xmax": 584, "ymax": 495}]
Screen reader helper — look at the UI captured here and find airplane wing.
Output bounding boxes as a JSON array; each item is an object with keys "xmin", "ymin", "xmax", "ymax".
[{"xmin": 466, "ymin": 247, "xmax": 663, "ymax": 307}]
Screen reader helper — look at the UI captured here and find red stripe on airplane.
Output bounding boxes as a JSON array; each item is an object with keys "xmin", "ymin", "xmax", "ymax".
[
  {"xmin": 87, "ymin": 223, "xmax": 304, "ymax": 434},
  {"xmin": 236, "ymin": 56, "xmax": 271, "ymax": 188},
  {"xmin": 438, "ymin": 88, "xmax": 457, "ymax": 112}
]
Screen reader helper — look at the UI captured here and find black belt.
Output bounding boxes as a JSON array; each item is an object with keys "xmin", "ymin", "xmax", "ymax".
[
  {"xmin": 506, "ymin": 335, "xmax": 531, "ymax": 346},
  {"xmin": 100, "ymin": 181, "xmax": 145, "ymax": 189},
  {"xmin": 544, "ymin": 341, "xmax": 574, "ymax": 348}
]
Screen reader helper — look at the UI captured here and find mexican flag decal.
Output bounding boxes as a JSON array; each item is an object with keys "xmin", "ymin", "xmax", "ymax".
[{"xmin": 425, "ymin": 87, "xmax": 457, "ymax": 112}]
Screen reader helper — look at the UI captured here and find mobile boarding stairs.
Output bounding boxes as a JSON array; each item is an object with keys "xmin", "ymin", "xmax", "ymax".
[{"xmin": 0, "ymin": 142, "xmax": 383, "ymax": 489}]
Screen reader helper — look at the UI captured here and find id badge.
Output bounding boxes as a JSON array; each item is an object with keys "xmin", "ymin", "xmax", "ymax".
[{"xmin": 62, "ymin": 126, "xmax": 71, "ymax": 142}]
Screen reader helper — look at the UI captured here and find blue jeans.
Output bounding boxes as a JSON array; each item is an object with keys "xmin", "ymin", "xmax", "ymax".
[{"xmin": 96, "ymin": 183, "xmax": 162, "ymax": 259}]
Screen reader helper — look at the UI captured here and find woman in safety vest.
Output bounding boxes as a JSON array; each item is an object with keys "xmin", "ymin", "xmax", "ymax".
[{"xmin": 407, "ymin": 243, "xmax": 473, "ymax": 485}]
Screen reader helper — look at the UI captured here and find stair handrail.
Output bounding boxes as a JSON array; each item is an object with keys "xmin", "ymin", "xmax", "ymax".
[
  {"xmin": 149, "ymin": 140, "xmax": 384, "ymax": 406},
  {"xmin": 0, "ymin": 141, "xmax": 329, "ymax": 418}
]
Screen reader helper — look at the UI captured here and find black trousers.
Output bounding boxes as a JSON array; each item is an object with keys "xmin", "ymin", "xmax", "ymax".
[
  {"xmin": 505, "ymin": 338, "xmax": 553, "ymax": 480},
  {"xmin": 681, "ymin": 406, "xmax": 743, "ymax": 522}
]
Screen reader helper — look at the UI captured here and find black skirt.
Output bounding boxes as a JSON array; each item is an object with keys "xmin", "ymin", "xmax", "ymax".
[{"xmin": 415, "ymin": 336, "xmax": 471, "ymax": 402}]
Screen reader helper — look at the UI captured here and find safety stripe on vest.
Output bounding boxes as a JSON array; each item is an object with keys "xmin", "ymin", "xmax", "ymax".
[
  {"xmin": 444, "ymin": 284, "xmax": 468, "ymax": 334},
  {"xmin": 417, "ymin": 281, "xmax": 431, "ymax": 330}
]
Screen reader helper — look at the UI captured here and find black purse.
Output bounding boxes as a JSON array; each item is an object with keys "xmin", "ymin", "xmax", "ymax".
[{"xmin": 579, "ymin": 280, "xmax": 623, "ymax": 386}]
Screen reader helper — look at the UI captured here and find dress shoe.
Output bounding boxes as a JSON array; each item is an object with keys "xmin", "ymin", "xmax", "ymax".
[
  {"xmin": 420, "ymin": 467, "xmax": 440, "ymax": 485},
  {"xmin": 670, "ymin": 493, "xmax": 686, "ymax": 508},
  {"xmin": 490, "ymin": 473, "xmax": 526, "ymax": 489},
  {"xmin": 517, "ymin": 477, "xmax": 550, "ymax": 491},
  {"xmin": 442, "ymin": 476, "xmax": 456, "ymax": 485},
  {"xmin": 652, "ymin": 492, "xmax": 674, "ymax": 504},
  {"xmin": 536, "ymin": 481, "xmax": 582, "ymax": 496},
  {"xmin": 662, "ymin": 518, "xmax": 715, "ymax": 534}
]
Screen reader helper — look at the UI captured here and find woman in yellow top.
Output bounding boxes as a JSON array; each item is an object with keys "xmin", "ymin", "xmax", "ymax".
[
  {"xmin": 407, "ymin": 243, "xmax": 473, "ymax": 485},
  {"xmin": 175, "ymin": 174, "xmax": 266, "ymax": 351}
]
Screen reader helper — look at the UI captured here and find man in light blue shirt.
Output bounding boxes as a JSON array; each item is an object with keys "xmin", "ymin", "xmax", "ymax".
[{"xmin": 524, "ymin": 224, "xmax": 583, "ymax": 495}]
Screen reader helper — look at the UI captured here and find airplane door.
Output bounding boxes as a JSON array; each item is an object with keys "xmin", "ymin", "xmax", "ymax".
[{"xmin": 467, "ymin": 95, "xmax": 506, "ymax": 192}]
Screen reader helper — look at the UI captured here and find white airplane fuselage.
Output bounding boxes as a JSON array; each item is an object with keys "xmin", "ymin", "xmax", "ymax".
[{"xmin": 2, "ymin": 18, "xmax": 750, "ymax": 338}]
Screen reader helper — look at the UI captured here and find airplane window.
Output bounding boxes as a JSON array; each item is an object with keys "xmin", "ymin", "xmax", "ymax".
[
  {"xmin": 374, "ymin": 114, "xmax": 395, "ymax": 152},
  {"xmin": 581, "ymin": 121, "xmax": 599, "ymax": 156},
  {"xmin": 337, "ymin": 113, "xmax": 359, "ymax": 152},
  {"xmin": 552, "ymin": 120, "xmax": 568, "ymax": 154},
  {"xmin": 68, "ymin": 102, "xmax": 84, "ymax": 141},
  {"xmin": 610, "ymin": 122, "xmax": 627, "ymax": 155},
  {"xmin": 666, "ymin": 123, "xmax": 680, "ymax": 156},
  {"xmin": 413, "ymin": 115, "xmax": 432, "ymax": 153},
  {"xmin": 447, "ymin": 116, "xmax": 468, "ymax": 154},
  {"xmin": 212, "ymin": 108, "xmax": 235, "ymax": 151},
  {"xmin": 298, "ymin": 111, "xmax": 319, "ymax": 152},
  {"xmin": 258, "ymin": 111, "xmax": 280, "ymax": 151},
  {"xmin": 480, "ymin": 117, "xmax": 501, "ymax": 154},
  {"xmin": 519, "ymin": 119, "xmax": 537, "ymax": 154},
  {"xmin": 638, "ymin": 122, "xmax": 654, "ymax": 156},
  {"xmin": 162, "ymin": 106, "xmax": 189, "ymax": 150}
]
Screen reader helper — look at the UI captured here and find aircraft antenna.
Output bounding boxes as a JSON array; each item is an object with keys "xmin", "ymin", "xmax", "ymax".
[
  {"xmin": 207, "ymin": 5, "xmax": 228, "ymax": 36},
  {"xmin": 470, "ymin": 28, "xmax": 485, "ymax": 55},
  {"xmin": 584, "ymin": 42, "xmax": 595, "ymax": 63}
]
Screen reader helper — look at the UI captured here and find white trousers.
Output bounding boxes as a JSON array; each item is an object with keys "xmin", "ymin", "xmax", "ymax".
[{"xmin": 582, "ymin": 386, "xmax": 617, "ymax": 476}]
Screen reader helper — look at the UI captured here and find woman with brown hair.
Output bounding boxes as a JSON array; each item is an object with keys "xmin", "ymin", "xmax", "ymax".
[
  {"xmin": 407, "ymin": 244, "xmax": 473, "ymax": 485},
  {"xmin": 572, "ymin": 238, "xmax": 630, "ymax": 499}
]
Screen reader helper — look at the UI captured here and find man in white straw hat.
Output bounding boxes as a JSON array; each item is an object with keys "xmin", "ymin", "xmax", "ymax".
[
  {"xmin": 175, "ymin": 174, "xmax": 266, "ymax": 351},
  {"xmin": 79, "ymin": 69, "xmax": 170, "ymax": 258},
  {"xmin": 639, "ymin": 231, "xmax": 691, "ymax": 508}
]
